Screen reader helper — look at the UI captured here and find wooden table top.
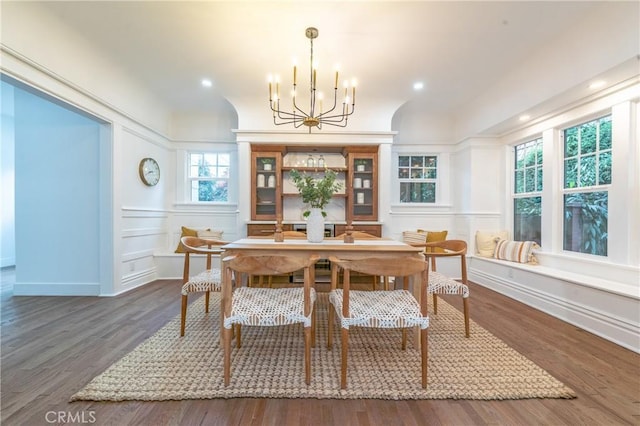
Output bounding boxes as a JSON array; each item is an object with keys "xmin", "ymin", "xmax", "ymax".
[{"xmin": 222, "ymin": 238, "xmax": 424, "ymax": 253}]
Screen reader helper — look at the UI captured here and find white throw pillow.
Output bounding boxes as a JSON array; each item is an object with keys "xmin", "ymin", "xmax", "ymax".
[
  {"xmin": 475, "ymin": 230, "xmax": 509, "ymax": 257},
  {"xmin": 402, "ymin": 230, "xmax": 427, "ymax": 245},
  {"xmin": 197, "ymin": 229, "xmax": 224, "ymax": 240}
]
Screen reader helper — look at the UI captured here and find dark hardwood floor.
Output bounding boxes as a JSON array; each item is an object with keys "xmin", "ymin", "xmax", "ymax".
[{"xmin": 1, "ymin": 266, "xmax": 638, "ymax": 425}]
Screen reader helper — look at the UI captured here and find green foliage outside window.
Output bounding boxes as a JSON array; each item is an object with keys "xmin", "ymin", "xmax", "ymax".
[
  {"xmin": 189, "ymin": 153, "xmax": 229, "ymax": 202},
  {"xmin": 514, "ymin": 138, "xmax": 543, "ymax": 194},
  {"xmin": 564, "ymin": 116, "xmax": 611, "ymax": 188},
  {"xmin": 563, "ymin": 192, "xmax": 608, "ymax": 256}
]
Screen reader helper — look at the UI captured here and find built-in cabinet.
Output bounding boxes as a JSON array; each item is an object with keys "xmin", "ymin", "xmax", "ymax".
[
  {"xmin": 346, "ymin": 148, "xmax": 378, "ymax": 221},
  {"xmin": 250, "ymin": 144, "xmax": 379, "ymax": 225},
  {"xmin": 251, "ymin": 149, "xmax": 283, "ymax": 220}
]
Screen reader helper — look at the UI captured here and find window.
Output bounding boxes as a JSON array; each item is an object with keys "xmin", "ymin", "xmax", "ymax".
[
  {"xmin": 398, "ymin": 155, "xmax": 437, "ymax": 203},
  {"xmin": 562, "ymin": 115, "xmax": 611, "ymax": 256},
  {"xmin": 188, "ymin": 152, "xmax": 230, "ymax": 202},
  {"xmin": 513, "ymin": 138, "xmax": 542, "ymax": 244}
]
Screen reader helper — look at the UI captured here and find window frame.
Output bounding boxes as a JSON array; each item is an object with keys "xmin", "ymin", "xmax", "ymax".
[
  {"xmin": 186, "ymin": 151, "xmax": 232, "ymax": 204},
  {"xmin": 560, "ymin": 114, "xmax": 612, "ymax": 257},
  {"xmin": 397, "ymin": 154, "xmax": 439, "ymax": 204},
  {"xmin": 512, "ymin": 137, "xmax": 543, "ymax": 245}
]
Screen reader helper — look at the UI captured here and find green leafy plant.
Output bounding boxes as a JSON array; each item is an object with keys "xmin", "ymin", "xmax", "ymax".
[{"xmin": 289, "ymin": 169, "xmax": 343, "ymax": 217}]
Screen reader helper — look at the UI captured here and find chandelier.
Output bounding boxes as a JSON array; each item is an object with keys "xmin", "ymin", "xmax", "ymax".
[{"xmin": 268, "ymin": 27, "xmax": 356, "ymax": 132}]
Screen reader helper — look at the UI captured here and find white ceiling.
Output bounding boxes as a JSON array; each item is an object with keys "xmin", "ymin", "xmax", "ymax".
[{"xmin": 25, "ymin": 1, "xmax": 636, "ymax": 130}]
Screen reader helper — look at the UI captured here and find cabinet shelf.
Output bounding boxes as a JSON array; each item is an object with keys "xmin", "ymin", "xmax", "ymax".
[
  {"xmin": 282, "ymin": 166, "xmax": 347, "ymax": 172},
  {"xmin": 283, "ymin": 192, "xmax": 347, "ymax": 198}
]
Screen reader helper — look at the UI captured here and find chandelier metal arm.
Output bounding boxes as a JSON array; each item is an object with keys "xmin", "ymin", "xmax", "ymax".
[{"xmin": 267, "ymin": 27, "xmax": 356, "ymax": 132}]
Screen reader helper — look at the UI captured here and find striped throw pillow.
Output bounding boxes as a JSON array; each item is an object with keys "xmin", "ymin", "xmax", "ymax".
[
  {"xmin": 402, "ymin": 231, "xmax": 427, "ymax": 245},
  {"xmin": 493, "ymin": 239, "xmax": 540, "ymax": 264}
]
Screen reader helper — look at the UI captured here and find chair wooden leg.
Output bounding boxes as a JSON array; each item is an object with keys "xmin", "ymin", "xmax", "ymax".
[
  {"xmin": 304, "ymin": 326, "xmax": 312, "ymax": 385},
  {"xmin": 402, "ymin": 328, "xmax": 407, "ymax": 350},
  {"xmin": 223, "ymin": 326, "xmax": 233, "ymax": 386},
  {"xmin": 236, "ymin": 324, "xmax": 242, "ymax": 348},
  {"xmin": 180, "ymin": 294, "xmax": 188, "ymax": 337},
  {"xmin": 383, "ymin": 276, "xmax": 390, "ymax": 291},
  {"xmin": 341, "ymin": 327, "xmax": 349, "ymax": 389},
  {"xmin": 205, "ymin": 291, "xmax": 210, "ymax": 313},
  {"xmin": 421, "ymin": 327, "xmax": 428, "ymax": 389},
  {"xmin": 311, "ymin": 306, "xmax": 316, "ymax": 348},
  {"xmin": 433, "ymin": 293, "xmax": 438, "ymax": 314},
  {"xmin": 463, "ymin": 297, "xmax": 470, "ymax": 338},
  {"xmin": 327, "ymin": 304, "xmax": 334, "ymax": 349}
]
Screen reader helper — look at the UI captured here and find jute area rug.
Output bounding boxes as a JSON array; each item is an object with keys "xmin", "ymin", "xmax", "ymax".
[{"xmin": 71, "ymin": 293, "xmax": 576, "ymax": 401}]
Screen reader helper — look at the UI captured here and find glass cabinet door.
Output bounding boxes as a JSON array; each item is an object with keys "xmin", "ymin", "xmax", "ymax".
[
  {"xmin": 348, "ymin": 152, "xmax": 378, "ymax": 221},
  {"xmin": 251, "ymin": 151, "xmax": 281, "ymax": 220}
]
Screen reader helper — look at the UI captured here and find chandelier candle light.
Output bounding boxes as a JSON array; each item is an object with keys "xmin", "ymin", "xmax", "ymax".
[{"xmin": 268, "ymin": 27, "xmax": 356, "ymax": 132}]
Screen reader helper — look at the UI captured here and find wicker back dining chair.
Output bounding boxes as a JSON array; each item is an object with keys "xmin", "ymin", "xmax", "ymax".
[
  {"xmin": 221, "ymin": 254, "xmax": 320, "ymax": 386},
  {"xmin": 327, "ymin": 255, "xmax": 430, "ymax": 389},
  {"xmin": 332, "ymin": 231, "xmax": 389, "ymax": 290},
  {"xmin": 179, "ymin": 236, "xmax": 228, "ymax": 336},
  {"xmin": 423, "ymin": 240, "xmax": 470, "ymax": 337},
  {"xmin": 249, "ymin": 230, "xmax": 308, "ymax": 287}
]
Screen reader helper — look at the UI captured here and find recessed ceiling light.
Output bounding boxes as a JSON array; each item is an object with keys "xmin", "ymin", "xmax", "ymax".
[
  {"xmin": 519, "ymin": 114, "xmax": 530, "ymax": 122},
  {"xmin": 413, "ymin": 82, "xmax": 424, "ymax": 91},
  {"xmin": 589, "ymin": 80, "xmax": 606, "ymax": 90},
  {"xmin": 201, "ymin": 79, "xmax": 213, "ymax": 88}
]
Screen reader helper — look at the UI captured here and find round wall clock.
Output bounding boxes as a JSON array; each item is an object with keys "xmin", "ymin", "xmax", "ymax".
[{"xmin": 139, "ymin": 157, "xmax": 160, "ymax": 186}]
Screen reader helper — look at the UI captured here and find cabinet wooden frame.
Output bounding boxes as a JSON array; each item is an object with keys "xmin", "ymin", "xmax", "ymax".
[
  {"xmin": 249, "ymin": 144, "xmax": 379, "ymax": 222},
  {"xmin": 251, "ymin": 150, "xmax": 283, "ymax": 221},
  {"xmin": 345, "ymin": 147, "xmax": 378, "ymax": 221}
]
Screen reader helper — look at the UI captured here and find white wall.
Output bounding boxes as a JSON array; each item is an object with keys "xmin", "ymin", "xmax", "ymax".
[{"xmin": 1, "ymin": 82, "xmax": 16, "ymax": 268}]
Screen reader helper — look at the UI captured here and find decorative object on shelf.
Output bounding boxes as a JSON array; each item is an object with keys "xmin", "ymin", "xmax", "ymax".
[
  {"xmin": 354, "ymin": 178, "xmax": 362, "ymax": 188},
  {"xmin": 139, "ymin": 157, "xmax": 160, "ymax": 186},
  {"xmin": 363, "ymin": 179, "xmax": 371, "ymax": 188},
  {"xmin": 317, "ymin": 155, "xmax": 325, "ymax": 168},
  {"xmin": 257, "ymin": 174, "xmax": 265, "ymax": 188},
  {"xmin": 261, "ymin": 158, "xmax": 274, "ymax": 171},
  {"xmin": 267, "ymin": 175, "xmax": 276, "ymax": 188},
  {"xmin": 267, "ymin": 27, "xmax": 356, "ymax": 133},
  {"xmin": 307, "ymin": 154, "xmax": 315, "ymax": 168},
  {"xmin": 355, "ymin": 160, "xmax": 366, "ymax": 172},
  {"xmin": 356, "ymin": 192, "xmax": 365, "ymax": 204},
  {"xmin": 289, "ymin": 169, "xmax": 343, "ymax": 243}
]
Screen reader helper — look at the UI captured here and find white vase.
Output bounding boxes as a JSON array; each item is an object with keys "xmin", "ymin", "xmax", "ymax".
[{"xmin": 306, "ymin": 208, "xmax": 325, "ymax": 243}]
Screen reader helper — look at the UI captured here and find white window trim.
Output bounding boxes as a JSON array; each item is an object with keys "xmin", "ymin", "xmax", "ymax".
[
  {"xmin": 175, "ymin": 147, "xmax": 238, "ymax": 205},
  {"xmin": 391, "ymin": 151, "xmax": 450, "ymax": 207}
]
